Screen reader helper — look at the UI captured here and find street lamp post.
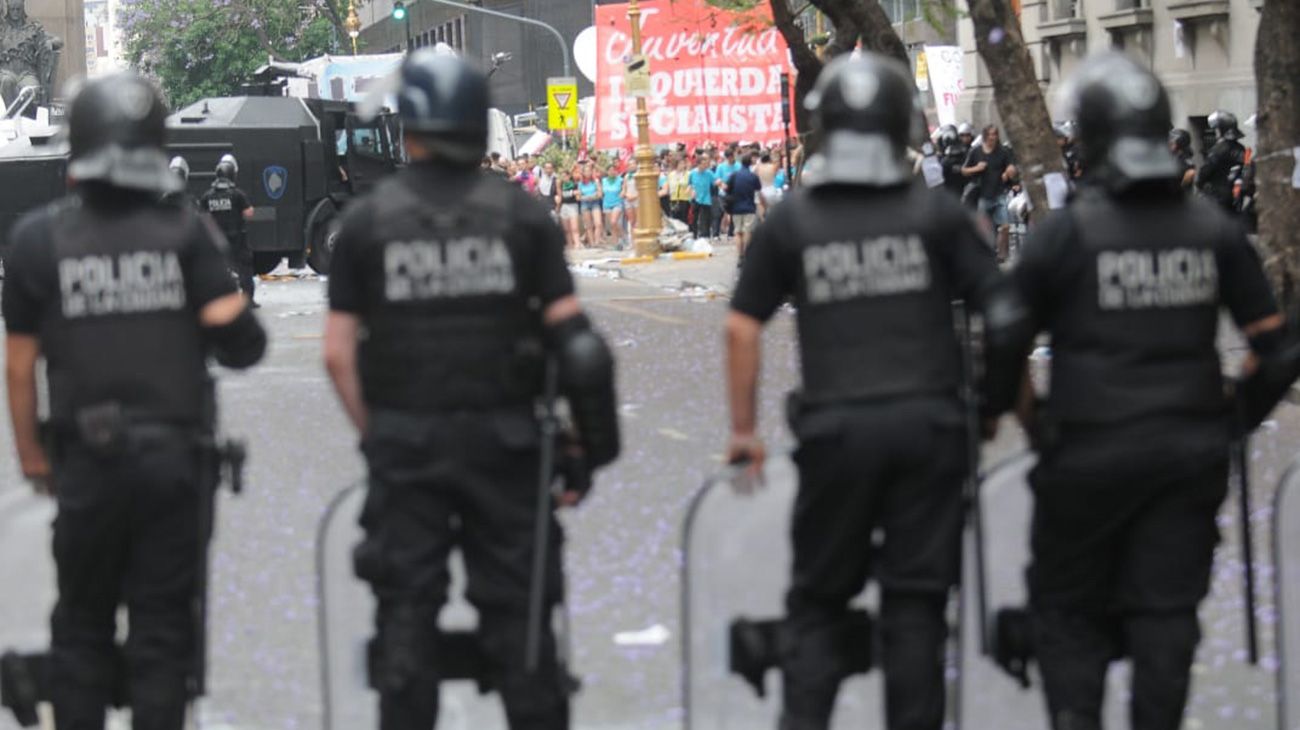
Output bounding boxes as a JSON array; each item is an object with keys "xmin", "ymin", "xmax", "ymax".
[
  {"xmin": 627, "ymin": 0, "xmax": 661, "ymax": 257},
  {"xmin": 345, "ymin": 0, "xmax": 361, "ymax": 55}
]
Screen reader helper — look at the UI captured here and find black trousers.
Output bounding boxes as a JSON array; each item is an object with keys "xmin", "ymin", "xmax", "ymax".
[
  {"xmin": 49, "ymin": 431, "xmax": 206, "ymax": 730},
  {"xmin": 225, "ymin": 236, "xmax": 255, "ymax": 304},
  {"xmin": 357, "ymin": 408, "xmax": 568, "ymax": 730},
  {"xmin": 232, "ymin": 253, "xmax": 255, "ymax": 304},
  {"xmin": 691, "ymin": 202, "xmax": 712, "ymax": 240},
  {"xmin": 1027, "ymin": 433, "xmax": 1229, "ymax": 730},
  {"xmin": 782, "ymin": 397, "xmax": 967, "ymax": 730},
  {"xmin": 670, "ymin": 200, "xmax": 691, "ymax": 224}
]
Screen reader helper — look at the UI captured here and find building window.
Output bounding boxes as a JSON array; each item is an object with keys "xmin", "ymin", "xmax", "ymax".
[
  {"xmin": 1115, "ymin": 0, "xmax": 1149, "ymax": 9},
  {"xmin": 1050, "ymin": 0, "xmax": 1083, "ymax": 19},
  {"xmin": 882, "ymin": 0, "xmax": 922, "ymax": 23}
]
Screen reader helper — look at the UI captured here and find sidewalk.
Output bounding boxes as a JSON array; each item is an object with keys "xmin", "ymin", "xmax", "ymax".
[{"xmin": 568, "ymin": 239, "xmax": 742, "ymax": 297}]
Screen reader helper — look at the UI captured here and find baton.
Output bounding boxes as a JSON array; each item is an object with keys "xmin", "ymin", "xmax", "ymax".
[
  {"xmin": 1236, "ymin": 435, "xmax": 1260, "ymax": 666},
  {"xmin": 955, "ymin": 302, "xmax": 991, "ymax": 657},
  {"xmin": 526, "ymin": 358, "xmax": 561, "ymax": 673}
]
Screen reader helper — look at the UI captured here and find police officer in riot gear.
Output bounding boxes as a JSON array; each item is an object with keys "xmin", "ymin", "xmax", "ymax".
[
  {"xmin": 1, "ymin": 72, "xmax": 266, "ymax": 730},
  {"xmin": 161, "ymin": 155, "xmax": 198, "ymax": 209},
  {"xmin": 323, "ymin": 50, "xmax": 619, "ymax": 730},
  {"xmin": 1012, "ymin": 53, "xmax": 1282, "ymax": 730},
  {"xmin": 1054, "ymin": 121, "xmax": 1083, "ymax": 180},
  {"xmin": 726, "ymin": 53, "xmax": 1029, "ymax": 730},
  {"xmin": 1196, "ymin": 110, "xmax": 1246, "ymax": 214},
  {"xmin": 937, "ymin": 124, "xmax": 969, "ymax": 198},
  {"xmin": 199, "ymin": 156, "xmax": 257, "ymax": 306},
  {"xmin": 1168, "ymin": 128, "xmax": 1196, "ymax": 190}
]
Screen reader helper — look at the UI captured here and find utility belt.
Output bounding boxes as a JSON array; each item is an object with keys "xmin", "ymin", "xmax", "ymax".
[
  {"xmin": 785, "ymin": 387, "xmax": 962, "ymax": 427},
  {"xmin": 46, "ymin": 401, "xmax": 246, "ymax": 493}
]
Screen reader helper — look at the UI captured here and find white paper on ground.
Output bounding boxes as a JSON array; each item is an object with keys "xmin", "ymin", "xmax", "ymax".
[{"xmin": 614, "ymin": 623, "xmax": 672, "ymax": 646}]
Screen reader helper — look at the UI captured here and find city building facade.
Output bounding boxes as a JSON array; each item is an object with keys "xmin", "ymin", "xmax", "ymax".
[
  {"xmin": 955, "ymin": 0, "xmax": 1262, "ymax": 154},
  {"xmin": 356, "ymin": 0, "xmax": 593, "ymax": 115},
  {"xmin": 83, "ymin": 0, "xmax": 124, "ymax": 77},
  {"xmin": 27, "ymin": 0, "xmax": 86, "ymax": 93}
]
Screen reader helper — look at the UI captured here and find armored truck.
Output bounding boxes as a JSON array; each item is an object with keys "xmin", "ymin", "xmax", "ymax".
[{"xmin": 0, "ymin": 95, "xmax": 402, "ymax": 274}]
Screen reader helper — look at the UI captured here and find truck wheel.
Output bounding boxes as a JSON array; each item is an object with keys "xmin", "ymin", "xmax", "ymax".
[
  {"xmin": 306, "ymin": 212, "xmax": 339, "ymax": 275},
  {"xmin": 253, "ymin": 253, "xmax": 282, "ymax": 275}
]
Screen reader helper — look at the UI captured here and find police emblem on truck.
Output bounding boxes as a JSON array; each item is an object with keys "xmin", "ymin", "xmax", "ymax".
[{"xmin": 263, "ymin": 165, "xmax": 288, "ymax": 201}]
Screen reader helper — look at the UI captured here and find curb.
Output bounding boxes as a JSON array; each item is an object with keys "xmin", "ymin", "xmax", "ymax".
[{"xmin": 618, "ymin": 252, "xmax": 714, "ymax": 265}]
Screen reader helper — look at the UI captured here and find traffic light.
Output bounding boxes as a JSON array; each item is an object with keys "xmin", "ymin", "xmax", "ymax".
[{"xmin": 392, "ymin": 2, "xmax": 407, "ymax": 21}]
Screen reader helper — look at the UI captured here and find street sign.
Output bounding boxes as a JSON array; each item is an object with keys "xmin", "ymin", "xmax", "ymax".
[
  {"xmin": 625, "ymin": 54, "xmax": 651, "ymax": 98},
  {"xmin": 915, "ymin": 49, "xmax": 931, "ymax": 92},
  {"xmin": 547, "ymin": 76, "xmax": 579, "ymax": 132}
]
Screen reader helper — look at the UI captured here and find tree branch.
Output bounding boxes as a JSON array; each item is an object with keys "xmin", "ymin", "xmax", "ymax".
[
  {"xmin": 966, "ymin": 0, "xmax": 1065, "ymax": 216},
  {"xmin": 768, "ymin": 0, "xmax": 823, "ymax": 132},
  {"xmin": 811, "ymin": 0, "xmax": 907, "ymax": 64}
]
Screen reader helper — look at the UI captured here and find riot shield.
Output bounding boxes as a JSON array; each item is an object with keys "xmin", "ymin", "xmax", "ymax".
[
  {"xmin": 681, "ymin": 455, "xmax": 882, "ymax": 730},
  {"xmin": 1274, "ymin": 456, "xmax": 1300, "ymax": 730},
  {"xmin": 317, "ymin": 482, "xmax": 545, "ymax": 730},
  {"xmin": 963, "ymin": 448, "xmax": 1277, "ymax": 730},
  {"xmin": 0, "ymin": 490, "xmax": 56, "ymax": 729}
]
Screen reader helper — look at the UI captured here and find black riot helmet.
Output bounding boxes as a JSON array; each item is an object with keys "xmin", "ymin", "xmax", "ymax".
[
  {"xmin": 215, "ymin": 158, "xmax": 236, "ymax": 182},
  {"xmin": 938, "ymin": 124, "xmax": 958, "ymax": 148},
  {"xmin": 1066, "ymin": 52, "xmax": 1180, "ymax": 193},
  {"xmin": 396, "ymin": 50, "xmax": 489, "ymax": 164},
  {"xmin": 66, "ymin": 72, "xmax": 179, "ymax": 193},
  {"xmin": 1168, "ymin": 128, "xmax": 1192, "ymax": 154},
  {"xmin": 1208, "ymin": 110, "xmax": 1243, "ymax": 141},
  {"xmin": 801, "ymin": 52, "xmax": 919, "ymax": 187}
]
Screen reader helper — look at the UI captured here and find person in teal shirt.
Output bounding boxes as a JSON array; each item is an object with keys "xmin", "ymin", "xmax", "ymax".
[
  {"xmin": 712, "ymin": 148, "xmax": 740, "ymax": 238},
  {"xmin": 601, "ymin": 167, "xmax": 626, "ymax": 249},
  {"xmin": 578, "ymin": 170, "xmax": 603, "ymax": 248},
  {"xmin": 688, "ymin": 156, "xmax": 717, "ymax": 240}
]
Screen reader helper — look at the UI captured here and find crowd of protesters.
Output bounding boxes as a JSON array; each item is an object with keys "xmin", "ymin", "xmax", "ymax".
[
  {"xmin": 480, "ymin": 141, "xmax": 802, "ymax": 256},
  {"xmin": 475, "ymin": 110, "xmax": 1254, "ymax": 265}
]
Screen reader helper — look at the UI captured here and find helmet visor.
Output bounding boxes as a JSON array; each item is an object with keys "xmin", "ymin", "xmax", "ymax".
[
  {"xmin": 1109, "ymin": 136, "xmax": 1181, "ymax": 183},
  {"xmin": 69, "ymin": 145, "xmax": 181, "ymax": 193},
  {"xmin": 804, "ymin": 130, "xmax": 909, "ymax": 187}
]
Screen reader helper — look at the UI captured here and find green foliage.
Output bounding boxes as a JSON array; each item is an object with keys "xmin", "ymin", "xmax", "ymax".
[
  {"xmin": 119, "ymin": 0, "xmax": 338, "ymax": 109},
  {"xmin": 920, "ymin": 0, "xmax": 963, "ymax": 35},
  {"xmin": 537, "ymin": 145, "xmax": 578, "ymax": 173}
]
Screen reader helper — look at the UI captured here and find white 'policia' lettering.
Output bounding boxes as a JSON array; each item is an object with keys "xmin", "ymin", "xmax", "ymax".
[
  {"xmin": 1097, "ymin": 248, "xmax": 1218, "ymax": 310},
  {"xmin": 59, "ymin": 251, "xmax": 187, "ymax": 318},
  {"xmin": 384, "ymin": 237, "xmax": 516, "ymax": 301},
  {"xmin": 803, "ymin": 235, "xmax": 931, "ymax": 304}
]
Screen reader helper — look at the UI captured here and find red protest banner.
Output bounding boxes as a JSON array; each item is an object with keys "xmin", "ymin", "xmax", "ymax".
[{"xmin": 594, "ymin": 1, "xmax": 797, "ymax": 150}]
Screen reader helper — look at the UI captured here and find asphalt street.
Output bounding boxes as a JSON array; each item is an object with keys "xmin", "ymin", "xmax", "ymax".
[{"xmin": 0, "ymin": 259, "xmax": 1295, "ymax": 730}]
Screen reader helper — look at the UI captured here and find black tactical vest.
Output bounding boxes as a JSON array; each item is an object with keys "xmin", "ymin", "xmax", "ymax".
[
  {"xmin": 43, "ymin": 201, "xmax": 212, "ymax": 425},
  {"xmin": 1046, "ymin": 192, "xmax": 1227, "ymax": 424},
  {"xmin": 1202, "ymin": 139, "xmax": 1245, "ymax": 208},
  {"xmin": 788, "ymin": 184, "xmax": 966, "ymax": 405},
  {"xmin": 358, "ymin": 173, "xmax": 544, "ymax": 411},
  {"xmin": 202, "ymin": 181, "xmax": 244, "ymax": 238}
]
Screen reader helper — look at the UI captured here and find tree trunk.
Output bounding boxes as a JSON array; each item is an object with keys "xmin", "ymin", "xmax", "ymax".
[
  {"xmin": 767, "ymin": 0, "xmax": 909, "ymax": 139},
  {"xmin": 966, "ymin": 0, "xmax": 1065, "ymax": 217},
  {"xmin": 769, "ymin": 0, "xmax": 823, "ymax": 132},
  {"xmin": 1254, "ymin": 0, "xmax": 1300, "ymax": 307}
]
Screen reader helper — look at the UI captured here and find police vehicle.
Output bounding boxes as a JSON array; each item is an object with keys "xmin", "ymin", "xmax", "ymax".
[{"xmin": 0, "ymin": 92, "xmax": 403, "ymax": 275}]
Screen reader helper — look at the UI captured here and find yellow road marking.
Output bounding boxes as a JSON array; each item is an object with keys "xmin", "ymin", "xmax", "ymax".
[{"xmin": 590, "ymin": 299, "xmax": 691, "ymax": 326}]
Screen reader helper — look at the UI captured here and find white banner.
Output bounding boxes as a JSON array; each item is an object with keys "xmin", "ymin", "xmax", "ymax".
[{"xmin": 924, "ymin": 45, "xmax": 965, "ymax": 127}]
